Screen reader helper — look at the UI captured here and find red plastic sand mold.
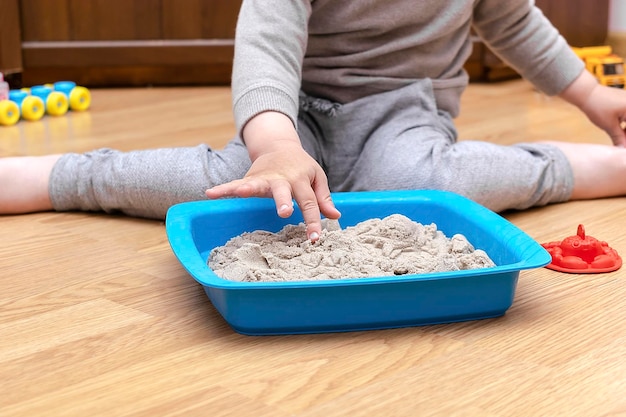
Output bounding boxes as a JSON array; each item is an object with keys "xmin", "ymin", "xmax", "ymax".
[{"xmin": 541, "ymin": 224, "xmax": 622, "ymax": 273}]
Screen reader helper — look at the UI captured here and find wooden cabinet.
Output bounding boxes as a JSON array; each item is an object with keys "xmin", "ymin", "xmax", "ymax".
[
  {"xmin": 468, "ymin": 0, "xmax": 610, "ymax": 81},
  {"xmin": 1, "ymin": 0, "xmax": 242, "ymax": 87},
  {"xmin": 0, "ymin": 0, "xmax": 610, "ymax": 87},
  {"xmin": 0, "ymin": 0, "xmax": 23, "ymax": 86}
]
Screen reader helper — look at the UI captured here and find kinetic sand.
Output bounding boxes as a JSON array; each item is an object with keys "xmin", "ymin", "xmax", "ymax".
[{"xmin": 209, "ymin": 214, "xmax": 495, "ymax": 282}]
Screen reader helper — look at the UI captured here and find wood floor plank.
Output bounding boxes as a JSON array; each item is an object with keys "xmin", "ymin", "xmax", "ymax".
[{"xmin": 0, "ymin": 299, "xmax": 153, "ymax": 363}]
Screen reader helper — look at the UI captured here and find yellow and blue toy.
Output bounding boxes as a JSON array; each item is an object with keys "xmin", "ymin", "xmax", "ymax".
[
  {"xmin": 29, "ymin": 85, "xmax": 69, "ymax": 117},
  {"xmin": 0, "ymin": 72, "xmax": 91, "ymax": 126},
  {"xmin": 52, "ymin": 81, "xmax": 91, "ymax": 111},
  {"xmin": 8, "ymin": 90, "xmax": 45, "ymax": 122},
  {"xmin": 0, "ymin": 72, "xmax": 21, "ymax": 126}
]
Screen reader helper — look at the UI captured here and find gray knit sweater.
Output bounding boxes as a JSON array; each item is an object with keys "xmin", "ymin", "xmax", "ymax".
[{"xmin": 231, "ymin": 0, "xmax": 584, "ymax": 132}]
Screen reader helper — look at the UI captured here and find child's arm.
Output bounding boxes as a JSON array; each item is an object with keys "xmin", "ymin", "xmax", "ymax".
[
  {"xmin": 559, "ymin": 69, "xmax": 626, "ymax": 147},
  {"xmin": 474, "ymin": 0, "xmax": 626, "ymax": 147},
  {"xmin": 205, "ymin": 111, "xmax": 341, "ymax": 242},
  {"xmin": 206, "ymin": 1, "xmax": 336, "ymax": 241}
]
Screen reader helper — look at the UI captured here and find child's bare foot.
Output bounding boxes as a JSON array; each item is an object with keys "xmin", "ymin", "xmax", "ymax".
[
  {"xmin": 0, "ymin": 155, "xmax": 61, "ymax": 214},
  {"xmin": 548, "ymin": 141, "xmax": 626, "ymax": 200}
]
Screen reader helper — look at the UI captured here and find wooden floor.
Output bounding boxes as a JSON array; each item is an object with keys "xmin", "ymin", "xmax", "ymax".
[{"xmin": 2, "ymin": 80, "xmax": 626, "ymax": 417}]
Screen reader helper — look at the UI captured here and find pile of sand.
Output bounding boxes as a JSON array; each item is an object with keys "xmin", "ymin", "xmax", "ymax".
[{"xmin": 208, "ymin": 214, "xmax": 495, "ymax": 282}]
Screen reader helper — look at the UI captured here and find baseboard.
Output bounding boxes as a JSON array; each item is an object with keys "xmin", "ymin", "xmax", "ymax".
[{"xmin": 607, "ymin": 31, "xmax": 626, "ymax": 58}]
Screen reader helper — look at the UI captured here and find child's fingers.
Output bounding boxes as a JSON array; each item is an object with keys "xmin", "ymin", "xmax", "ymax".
[
  {"xmin": 205, "ymin": 178, "xmax": 269, "ymax": 199},
  {"xmin": 268, "ymin": 179, "xmax": 295, "ymax": 218},
  {"xmin": 609, "ymin": 120, "xmax": 626, "ymax": 148},
  {"xmin": 291, "ymin": 184, "xmax": 323, "ymax": 242},
  {"xmin": 311, "ymin": 173, "xmax": 341, "ymax": 221}
]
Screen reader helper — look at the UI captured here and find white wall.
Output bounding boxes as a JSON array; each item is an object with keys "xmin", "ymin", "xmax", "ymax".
[
  {"xmin": 608, "ymin": 0, "xmax": 626, "ymax": 57},
  {"xmin": 610, "ymin": 0, "xmax": 626, "ymax": 32}
]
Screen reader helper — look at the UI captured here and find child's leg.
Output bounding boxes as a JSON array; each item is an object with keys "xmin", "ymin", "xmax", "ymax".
[
  {"xmin": 301, "ymin": 81, "xmax": 578, "ymax": 213},
  {"xmin": 0, "ymin": 139, "xmax": 251, "ymax": 219},
  {"xmin": 352, "ymin": 135, "xmax": 575, "ymax": 213},
  {"xmin": 320, "ymin": 80, "xmax": 626, "ymax": 211},
  {"xmin": 0, "ymin": 154, "xmax": 61, "ymax": 214},
  {"xmin": 546, "ymin": 141, "xmax": 626, "ymax": 200}
]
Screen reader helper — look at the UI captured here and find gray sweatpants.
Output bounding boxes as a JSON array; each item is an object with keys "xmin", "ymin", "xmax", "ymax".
[{"xmin": 49, "ymin": 80, "xmax": 574, "ymax": 219}]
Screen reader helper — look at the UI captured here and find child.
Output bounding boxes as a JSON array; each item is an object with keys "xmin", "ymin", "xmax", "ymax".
[{"xmin": 2, "ymin": 0, "xmax": 626, "ymax": 242}]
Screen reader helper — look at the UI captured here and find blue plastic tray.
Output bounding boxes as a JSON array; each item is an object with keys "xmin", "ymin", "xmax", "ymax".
[{"xmin": 166, "ymin": 190, "xmax": 550, "ymax": 335}]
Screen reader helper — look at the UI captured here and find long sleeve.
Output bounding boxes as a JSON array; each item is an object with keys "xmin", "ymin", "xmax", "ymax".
[
  {"xmin": 472, "ymin": 0, "xmax": 584, "ymax": 96},
  {"xmin": 231, "ymin": 0, "xmax": 312, "ymax": 134}
]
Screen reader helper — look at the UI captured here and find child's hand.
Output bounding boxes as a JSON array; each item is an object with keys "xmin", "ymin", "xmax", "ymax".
[
  {"xmin": 205, "ymin": 111, "xmax": 341, "ymax": 242},
  {"xmin": 580, "ymin": 84, "xmax": 626, "ymax": 147},
  {"xmin": 560, "ymin": 70, "xmax": 626, "ymax": 147}
]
